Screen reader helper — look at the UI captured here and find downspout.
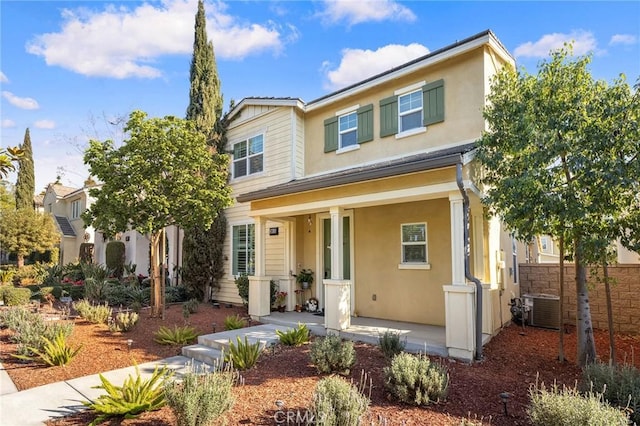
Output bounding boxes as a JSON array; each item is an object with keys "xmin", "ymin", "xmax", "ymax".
[{"xmin": 456, "ymin": 161, "xmax": 483, "ymax": 361}]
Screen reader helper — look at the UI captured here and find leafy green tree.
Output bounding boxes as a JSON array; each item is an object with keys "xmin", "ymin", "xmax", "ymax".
[
  {"xmin": 0, "ymin": 146, "xmax": 23, "ymax": 179},
  {"xmin": 0, "ymin": 181, "xmax": 14, "ymax": 212},
  {"xmin": 477, "ymin": 46, "xmax": 639, "ymax": 366},
  {"xmin": 182, "ymin": 0, "xmax": 228, "ymax": 301},
  {"xmin": 15, "ymin": 129, "xmax": 35, "ymax": 210},
  {"xmin": 0, "ymin": 208, "xmax": 59, "ymax": 268},
  {"xmin": 83, "ymin": 110, "xmax": 232, "ymax": 317}
]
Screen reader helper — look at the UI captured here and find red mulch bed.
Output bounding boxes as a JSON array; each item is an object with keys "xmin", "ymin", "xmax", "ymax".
[{"xmin": 1, "ymin": 302, "xmax": 638, "ymax": 425}]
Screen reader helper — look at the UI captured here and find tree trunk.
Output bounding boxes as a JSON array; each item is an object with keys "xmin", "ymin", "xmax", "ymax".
[
  {"xmin": 17, "ymin": 254, "xmax": 25, "ymax": 269},
  {"xmin": 603, "ymin": 259, "xmax": 616, "ymax": 366},
  {"xmin": 558, "ymin": 235, "xmax": 565, "ymax": 362},
  {"xmin": 575, "ymin": 238, "xmax": 597, "ymax": 366},
  {"xmin": 150, "ymin": 232, "xmax": 163, "ymax": 318}
]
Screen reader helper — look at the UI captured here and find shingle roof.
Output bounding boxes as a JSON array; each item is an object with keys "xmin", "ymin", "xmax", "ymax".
[
  {"xmin": 54, "ymin": 216, "xmax": 76, "ymax": 237},
  {"xmin": 237, "ymin": 143, "xmax": 476, "ymax": 203},
  {"xmin": 48, "ymin": 183, "xmax": 77, "ymax": 197}
]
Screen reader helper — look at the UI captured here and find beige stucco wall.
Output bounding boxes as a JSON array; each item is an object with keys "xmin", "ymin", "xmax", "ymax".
[
  {"xmin": 353, "ymin": 198, "xmax": 451, "ymax": 325},
  {"xmin": 304, "ymin": 48, "xmax": 487, "ymax": 176}
]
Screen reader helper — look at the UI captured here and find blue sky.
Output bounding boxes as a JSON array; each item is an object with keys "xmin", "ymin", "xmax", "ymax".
[{"xmin": 1, "ymin": 0, "xmax": 639, "ymax": 193}]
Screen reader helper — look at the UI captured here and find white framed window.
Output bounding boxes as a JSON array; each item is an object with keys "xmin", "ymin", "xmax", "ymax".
[
  {"xmin": 400, "ymin": 223, "xmax": 428, "ymax": 268},
  {"xmin": 398, "ymin": 89, "xmax": 423, "ymax": 132},
  {"xmin": 71, "ymin": 199, "xmax": 81, "ymax": 219},
  {"xmin": 233, "ymin": 134, "xmax": 263, "ymax": 178},
  {"xmin": 338, "ymin": 111, "xmax": 357, "ymax": 149},
  {"xmin": 232, "ymin": 224, "xmax": 255, "ymax": 275}
]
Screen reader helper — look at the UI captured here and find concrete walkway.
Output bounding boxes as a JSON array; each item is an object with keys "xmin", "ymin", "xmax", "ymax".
[{"xmin": 0, "ymin": 324, "xmax": 288, "ymax": 426}]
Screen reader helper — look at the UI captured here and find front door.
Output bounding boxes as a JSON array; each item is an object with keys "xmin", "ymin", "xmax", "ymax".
[{"xmin": 319, "ymin": 212, "xmax": 354, "ymax": 313}]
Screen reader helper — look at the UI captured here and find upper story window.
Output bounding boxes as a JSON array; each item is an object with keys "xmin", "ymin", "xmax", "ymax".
[
  {"xmin": 339, "ymin": 112, "xmax": 357, "ymax": 149},
  {"xmin": 380, "ymin": 79, "xmax": 445, "ymax": 138},
  {"xmin": 324, "ymin": 104, "xmax": 373, "ymax": 153},
  {"xmin": 233, "ymin": 134, "xmax": 263, "ymax": 178},
  {"xmin": 71, "ymin": 199, "xmax": 81, "ymax": 219},
  {"xmin": 398, "ymin": 90, "xmax": 423, "ymax": 132}
]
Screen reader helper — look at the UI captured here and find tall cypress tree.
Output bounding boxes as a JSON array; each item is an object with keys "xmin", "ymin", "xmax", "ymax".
[
  {"xmin": 182, "ymin": 0, "xmax": 228, "ymax": 301},
  {"xmin": 15, "ymin": 128, "xmax": 35, "ymax": 210}
]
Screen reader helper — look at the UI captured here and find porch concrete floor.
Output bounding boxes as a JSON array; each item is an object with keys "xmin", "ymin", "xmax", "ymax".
[{"xmin": 259, "ymin": 311, "xmax": 491, "ymax": 358}]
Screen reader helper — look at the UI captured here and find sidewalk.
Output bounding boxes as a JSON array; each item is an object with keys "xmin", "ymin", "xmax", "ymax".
[
  {"xmin": 0, "ymin": 323, "xmax": 288, "ymax": 426},
  {"xmin": 0, "ymin": 355, "xmax": 197, "ymax": 426}
]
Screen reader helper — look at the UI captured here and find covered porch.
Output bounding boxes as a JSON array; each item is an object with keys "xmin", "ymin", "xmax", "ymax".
[
  {"xmin": 239, "ymin": 145, "xmax": 498, "ymax": 361},
  {"xmin": 259, "ymin": 311, "xmax": 493, "ymax": 358}
]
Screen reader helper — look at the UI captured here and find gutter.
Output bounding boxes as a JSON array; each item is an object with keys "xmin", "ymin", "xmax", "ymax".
[{"xmin": 456, "ymin": 161, "xmax": 484, "ymax": 361}]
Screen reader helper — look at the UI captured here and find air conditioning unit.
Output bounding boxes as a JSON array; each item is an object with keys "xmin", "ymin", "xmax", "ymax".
[{"xmin": 523, "ymin": 294, "xmax": 560, "ymax": 329}]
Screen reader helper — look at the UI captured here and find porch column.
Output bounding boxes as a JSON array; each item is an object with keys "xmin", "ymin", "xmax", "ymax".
[
  {"xmin": 449, "ymin": 192, "xmax": 465, "ymax": 285},
  {"xmin": 249, "ymin": 216, "xmax": 270, "ymax": 319},
  {"xmin": 325, "ymin": 206, "xmax": 350, "ymax": 333},
  {"xmin": 443, "ymin": 192, "xmax": 475, "ymax": 361}
]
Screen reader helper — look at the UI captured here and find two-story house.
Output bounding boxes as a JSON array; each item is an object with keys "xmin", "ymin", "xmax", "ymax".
[
  {"xmin": 212, "ymin": 30, "xmax": 523, "ymax": 361},
  {"xmin": 43, "ymin": 181, "xmax": 151, "ymax": 274}
]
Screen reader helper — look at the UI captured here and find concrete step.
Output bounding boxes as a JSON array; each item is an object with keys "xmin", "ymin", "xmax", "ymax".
[
  {"xmin": 196, "ymin": 324, "xmax": 295, "ymax": 352},
  {"xmin": 181, "ymin": 344, "xmax": 224, "ymax": 366}
]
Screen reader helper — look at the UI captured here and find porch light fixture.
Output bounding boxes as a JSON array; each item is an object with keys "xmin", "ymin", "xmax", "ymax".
[{"xmin": 307, "ymin": 215, "xmax": 312, "ymax": 233}]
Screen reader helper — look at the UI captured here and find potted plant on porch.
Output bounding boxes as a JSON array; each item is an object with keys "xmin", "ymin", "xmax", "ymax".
[
  {"xmin": 296, "ymin": 268, "xmax": 314, "ymax": 290},
  {"xmin": 275, "ymin": 291, "xmax": 288, "ymax": 312}
]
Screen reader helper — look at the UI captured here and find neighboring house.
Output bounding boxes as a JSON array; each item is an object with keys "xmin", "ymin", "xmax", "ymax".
[
  {"xmin": 533, "ymin": 234, "xmax": 639, "ymax": 264},
  {"xmin": 43, "ymin": 181, "xmax": 151, "ymax": 274},
  {"xmin": 42, "ymin": 182, "xmax": 94, "ymax": 265},
  {"xmin": 211, "ymin": 30, "xmax": 524, "ymax": 361}
]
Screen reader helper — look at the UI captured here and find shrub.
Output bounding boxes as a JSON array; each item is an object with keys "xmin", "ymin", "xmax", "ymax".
[
  {"xmin": 42, "ymin": 264, "xmax": 64, "ymax": 286},
  {"xmin": 224, "ymin": 314, "xmax": 247, "ymax": 330},
  {"xmin": 3, "ymin": 287, "xmax": 32, "ymax": 306},
  {"xmin": 383, "ymin": 352, "xmax": 449, "ymax": 406},
  {"xmin": 310, "ymin": 335, "xmax": 356, "ymax": 375},
  {"xmin": 127, "ymin": 285, "xmax": 150, "ymax": 306},
  {"xmin": 82, "ymin": 263, "xmax": 113, "ymax": 303},
  {"xmin": 154, "ymin": 325, "xmax": 199, "ymax": 345},
  {"xmin": 528, "ymin": 381, "xmax": 628, "ymax": 426},
  {"xmin": 183, "ymin": 298, "xmax": 199, "ymax": 314},
  {"xmin": 82, "ymin": 302, "xmax": 113, "ymax": 324},
  {"xmin": 235, "ymin": 274, "xmax": 249, "ymax": 305},
  {"xmin": 13, "ymin": 329, "xmax": 81, "ymax": 366},
  {"xmin": 378, "ymin": 330, "xmax": 406, "ymax": 360},
  {"xmin": 0, "ymin": 269, "xmax": 15, "ymax": 284},
  {"xmin": 582, "ymin": 361, "xmax": 640, "ymax": 425},
  {"xmin": 311, "ymin": 374, "xmax": 370, "ymax": 426},
  {"xmin": 108, "ymin": 311, "xmax": 139, "ymax": 333},
  {"xmin": 165, "ymin": 285, "xmax": 191, "ymax": 303},
  {"xmin": 276, "ymin": 323, "xmax": 310, "ymax": 346},
  {"xmin": 84, "ymin": 363, "xmax": 172, "ymax": 424},
  {"xmin": 105, "ymin": 240, "xmax": 126, "ymax": 279},
  {"xmin": 225, "ymin": 336, "xmax": 262, "ymax": 370},
  {"xmin": 0, "ymin": 307, "xmax": 73, "ymax": 355},
  {"xmin": 164, "ymin": 360, "xmax": 237, "ymax": 426}
]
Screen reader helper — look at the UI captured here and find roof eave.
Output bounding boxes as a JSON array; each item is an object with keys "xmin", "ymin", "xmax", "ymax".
[{"xmin": 236, "ymin": 152, "xmax": 464, "ymax": 203}]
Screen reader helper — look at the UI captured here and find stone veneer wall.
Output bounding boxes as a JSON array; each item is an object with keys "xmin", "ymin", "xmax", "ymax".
[{"xmin": 519, "ymin": 264, "xmax": 640, "ymax": 335}]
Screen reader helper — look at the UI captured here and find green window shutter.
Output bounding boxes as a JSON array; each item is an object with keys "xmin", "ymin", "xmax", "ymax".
[
  {"xmin": 379, "ymin": 96, "xmax": 398, "ymax": 138},
  {"xmin": 324, "ymin": 116, "xmax": 338, "ymax": 153},
  {"xmin": 356, "ymin": 104, "xmax": 373, "ymax": 143},
  {"xmin": 423, "ymin": 79, "xmax": 444, "ymax": 126}
]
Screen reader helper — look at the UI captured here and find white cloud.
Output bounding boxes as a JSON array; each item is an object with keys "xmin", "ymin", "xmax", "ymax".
[
  {"xmin": 34, "ymin": 120, "xmax": 56, "ymax": 129},
  {"xmin": 514, "ymin": 31, "xmax": 598, "ymax": 58},
  {"xmin": 1, "ymin": 119, "xmax": 16, "ymax": 128},
  {"xmin": 319, "ymin": 0, "xmax": 416, "ymax": 26},
  {"xmin": 0, "ymin": 71, "xmax": 8, "ymax": 83},
  {"xmin": 610, "ymin": 34, "xmax": 637, "ymax": 46},
  {"xmin": 323, "ymin": 43, "xmax": 429, "ymax": 91},
  {"xmin": 2, "ymin": 91, "xmax": 40, "ymax": 110},
  {"xmin": 26, "ymin": 0, "xmax": 287, "ymax": 78}
]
